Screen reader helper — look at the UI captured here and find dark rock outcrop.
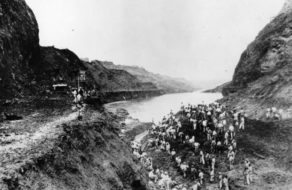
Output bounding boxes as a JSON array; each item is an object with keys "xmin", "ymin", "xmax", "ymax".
[{"xmin": 0, "ymin": 0, "xmax": 39, "ymax": 98}]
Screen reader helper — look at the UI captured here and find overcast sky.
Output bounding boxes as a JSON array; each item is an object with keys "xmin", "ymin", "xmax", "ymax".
[{"xmin": 26, "ymin": 0, "xmax": 284, "ymax": 87}]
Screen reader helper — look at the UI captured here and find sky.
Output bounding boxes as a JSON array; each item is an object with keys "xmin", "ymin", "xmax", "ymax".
[{"xmin": 26, "ymin": 0, "xmax": 284, "ymax": 87}]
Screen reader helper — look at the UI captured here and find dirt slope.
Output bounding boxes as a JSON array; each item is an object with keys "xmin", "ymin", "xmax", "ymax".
[{"xmin": 0, "ymin": 108, "xmax": 148, "ymax": 190}]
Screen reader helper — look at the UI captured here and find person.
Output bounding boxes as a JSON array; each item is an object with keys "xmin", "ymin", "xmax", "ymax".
[
  {"xmin": 266, "ymin": 108, "xmax": 271, "ymax": 119},
  {"xmin": 200, "ymin": 150, "xmax": 205, "ymax": 165},
  {"xmin": 202, "ymin": 120, "xmax": 207, "ymax": 132},
  {"xmin": 218, "ymin": 174, "xmax": 223, "ymax": 189},
  {"xmin": 211, "ymin": 139, "xmax": 216, "ymax": 153},
  {"xmin": 212, "ymin": 130, "xmax": 217, "ymax": 139},
  {"xmin": 239, "ymin": 116, "xmax": 245, "ymax": 131},
  {"xmin": 189, "ymin": 136, "xmax": 195, "ymax": 144},
  {"xmin": 149, "ymin": 170, "xmax": 158, "ymax": 182},
  {"xmin": 218, "ymin": 122, "xmax": 224, "ymax": 133},
  {"xmin": 244, "ymin": 159, "xmax": 250, "ymax": 168},
  {"xmin": 166, "ymin": 142, "xmax": 171, "ymax": 154},
  {"xmin": 222, "ymin": 119, "xmax": 227, "ymax": 127},
  {"xmin": 228, "ymin": 150, "xmax": 235, "ymax": 170},
  {"xmin": 217, "ymin": 141, "xmax": 222, "ymax": 154},
  {"xmin": 223, "ymin": 175, "xmax": 230, "ymax": 190},
  {"xmin": 207, "ymin": 129, "xmax": 212, "ymax": 141},
  {"xmin": 175, "ymin": 156, "xmax": 182, "ymax": 167},
  {"xmin": 232, "ymin": 139, "xmax": 237, "ymax": 150},
  {"xmin": 161, "ymin": 171, "xmax": 171, "ymax": 190},
  {"xmin": 244, "ymin": 166, "xmax": 250, "ymax": 185},
  {"xmin": 171, "ymin": 149, "xmax": 176, "ymax": 159},
  {"xmin": 198, "ymin": 170, "xmax": 204, "ymax": 184},
  {"xmin": 180, "ymin": 162, "xmax": 189, "ymax": 178},
  {"xmin": 243, "ymin": 159, "xmax": 251, "ymax": 185},
  {"xmin": 194, "ymin": 142, "xmax": 200, "ymax": 152},
  {"xmin": 248, "ymin": 163, "xmax": 253, "ymax": 183},
  {"xmin": 191, "ymin": 181, "xmax": 201, "ymax": 190},
  {"xmin": 229, "ymin": 124, "xmax": 235, "ymax": 139},
  {"xmin": 205, "ymin": 153, "xmax": 211, "ymax": 168},
  {"xmin": 224, "ymin": 131, "xmax": 229, "ymax": 145},
  {"xmin": 211, "ymin": 156, "xmax": 216, "ymax": 170},
  {"xmin": 271, "ymin": 107, "xmax": 277, "ymax": 116},
  {"xmin": 76, "ymin": 93, "xmax": 83, "ymax": 105},
  {"xmin": 210, "ymin": 168, "xmax": 215, "ymax": 182},
  {"xmin": 193, "ymin": 120, "xmax": 197, "ymax": 130},
  {"xmin": 72, "ymin": 89, "xmax": 77, "ymax": 102}
]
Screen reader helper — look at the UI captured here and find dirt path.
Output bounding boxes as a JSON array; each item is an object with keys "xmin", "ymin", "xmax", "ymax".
[
  {"xmin": 135, "ymin": 130, "xmax": 148, "ymax": 143},
  {"xmin": 0, "ymin": 109, "xmax": 81, "ymax": 179}
]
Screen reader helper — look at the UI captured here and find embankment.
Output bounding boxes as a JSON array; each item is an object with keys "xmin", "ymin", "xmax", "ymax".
[{"xmin": 0, "ymin": 108, "xmax": 149, "ymax": 190}]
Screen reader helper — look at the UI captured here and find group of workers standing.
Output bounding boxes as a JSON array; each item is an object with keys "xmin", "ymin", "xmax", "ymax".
[{"xmin": 131, "ymin": 102, "xmax": 255, "ymax": 190}]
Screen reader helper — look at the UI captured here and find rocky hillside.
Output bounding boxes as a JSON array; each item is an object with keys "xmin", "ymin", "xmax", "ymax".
[
  {"xmin": 83, "ymin": 60, "xmax": 157, "ymax": 92},
  {"xmin": 223, "ymin": 0, "xmax": 292, "ymax": 118},
  {"xmin": 0, "ymin": 0, "xmax": 39, "ymax": 99},
  {"xmin": 102, "ymin": 62, "xmax": 196, "ymax": 93},
  {"xmin": 0, "ymin": 0, "xmax": 161, "ymax": 102}
]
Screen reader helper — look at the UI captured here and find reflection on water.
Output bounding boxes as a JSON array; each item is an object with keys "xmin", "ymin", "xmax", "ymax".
[{"xmin": 104, "ymin": 90, "xmax": 222, "ymax": 123}]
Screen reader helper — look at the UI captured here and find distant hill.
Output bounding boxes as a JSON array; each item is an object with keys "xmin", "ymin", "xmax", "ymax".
[
  {"xmin": 101, "ymin": 62, "xmax": 197, "ymax": 93},
  {"xmin": 83, "ymin": 60, "xmax": 157, "ymax": 92}
]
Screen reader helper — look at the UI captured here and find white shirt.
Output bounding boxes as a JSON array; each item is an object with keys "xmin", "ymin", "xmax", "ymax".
[
  {"xmin": 199, "ymin": 172, "xmax": 204, "ymax": 178},
  {"xmin": 194, "ymin": 142, "xmax": 200, "ymax": 148},
  {"xmin": 202, "ymin": 120, "xmax": 207, "ymax": 127}
]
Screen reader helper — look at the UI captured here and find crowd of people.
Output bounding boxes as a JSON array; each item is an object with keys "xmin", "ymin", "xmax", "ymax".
[
  {"xmin": 131, "ymin": 102, "xmax": 254, "ymax": 190},
  {"xmin": 265, "ymin": 107, "xmax": 282, "ymax": 120}
]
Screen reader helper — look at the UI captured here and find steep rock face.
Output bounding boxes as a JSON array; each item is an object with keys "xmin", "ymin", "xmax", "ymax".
[
  {"xmin": 0, "ymin": 0, "xmax": 39, "ymax": 98},
  {"xmin": 223, "ymin": 1, "xmax": 292, "ymax": 116}
]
